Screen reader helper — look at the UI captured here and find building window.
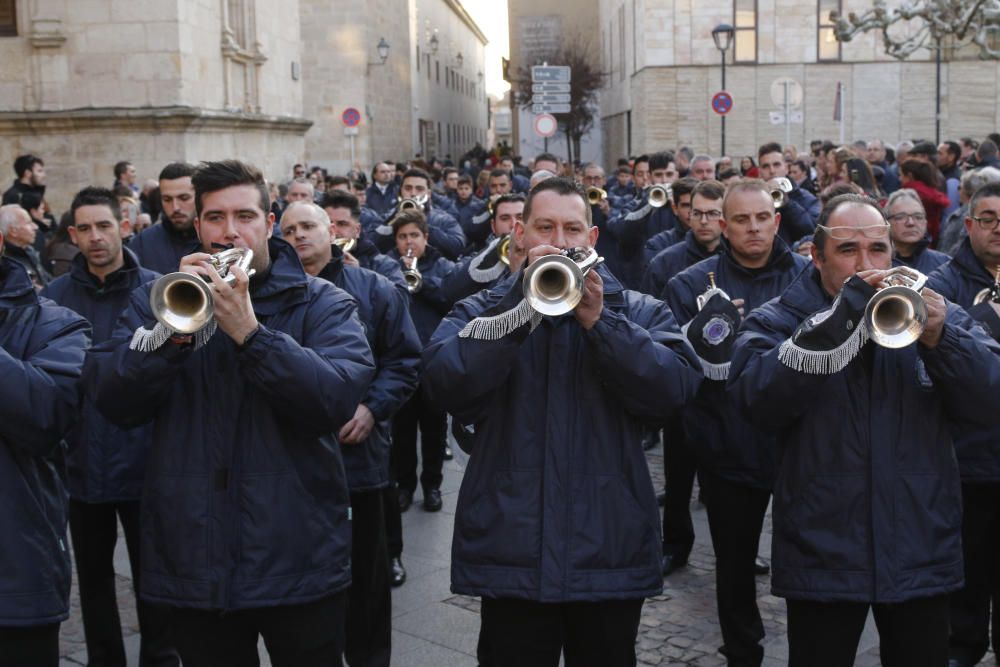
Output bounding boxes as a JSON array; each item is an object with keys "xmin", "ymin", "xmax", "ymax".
[
  {"xmin": 733, "ymin": 0, "xmax": 757, "ymax": 63},
  {"xmin": 818, "ymin": 0, "xmax": 841, "ymax": 61},
  {"xmin": 0, "ymin": 0, "xmax": 16, "ymax": 36}
]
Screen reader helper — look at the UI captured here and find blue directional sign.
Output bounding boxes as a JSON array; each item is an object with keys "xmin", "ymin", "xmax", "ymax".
[{"xmin": 531, "ymin": 65, "xmax": 571, "ymax": 83}]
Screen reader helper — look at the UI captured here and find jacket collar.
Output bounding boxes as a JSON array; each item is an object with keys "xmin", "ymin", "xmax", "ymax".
[
  {"xmin": 778, "ymin": 265, "xmax": 832, "ymax": 318},
  {"xmin": 68, "ymin": 246, "xmax": 144, "ymax": 293},
  {"xmin": 248, "ymin": 237, "xmax": 311, "ymax": 314},
  {"xmin": 952, "ymin": 237, "xmax": 995, "ymax": 286},
  {"xmin": 0, "ymin": 255, "xmax": 39, "ymax": 308},
  {"xmin": 317, "ymin": 245, "xmax": 346, "ymax": 284},
  {"xmin": 718, "ymin": 235, "xmax": 796, "ymax": 278},
  {"xmin": 894, "ymin": 235, "xmax": 932, "ymax": 265}
]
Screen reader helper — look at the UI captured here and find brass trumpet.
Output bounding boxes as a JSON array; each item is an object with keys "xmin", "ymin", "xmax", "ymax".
[
  {"xmin": 523, "ymin": 247, "xmax": 604, "ymax": 316},
  {"xmin": 398, "ymin": 194, "xmax": 428, "ymax": 211},
  {"xmin": 497, "ymin": 235, "xmax": 512, "ymax": 266},
  {"xmin": 771, "ymin": 177, "xmax": 794, "ymax": 208},
  {"xmin": 586, "ymin": 187, "xmax": 607, "ymax": 205},
  {"xmin": 974, "ymin": 266, "xmax": 1000, "ymax": 305},
  {"xmin": 401, "ymin": 248, "xmax": 422, "ymax": 293},
  {"xmin": 648, "ymin": 184, "xmax": 672, "ymax": 208},
  {"xmin": 149, "ymin": 248, "xmax": 256, "ymax": 334},
  {"xmin": 696, "ymin": 272, "xmax": 731, "ymax": 310},
  {"xmin": 333, "ymin": 237, "xmax": 357, "ymax": 254},
  {"xmin": 863, "ymin": 266, "xmax": 928, "ymax": 348}
]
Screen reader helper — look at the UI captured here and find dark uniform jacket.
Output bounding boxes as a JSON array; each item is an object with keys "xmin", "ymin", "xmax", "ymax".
[
  {"xmin": 91, "ymin": 238, "xmax": 375, "ymax": 611},
  {"xmin": 641, "ymin": 230, "xmax": 722, "ymax": 300},
  {"xmin": 607, "ymin": 196, "xmax": 677, "ymax": 290},
  {"xmin": 0, "ymin": 257, "xmax": 90, "ymax": 626},
  {"xmin": 387, "ymin": 245, "xmax": 456, "ymax": 344},
  {"xmin": 893, "ymin": 237, "xmax": 950, "ymax": 275},
  {"xmin": 373, "ymin": 207, "xmax": 467, "ymax": 260},
  {"xmin": 129, "ymin": 219, "xmax": 201, "ymax": 274},
  {"xmin": 365, "ymin": 182, "xmax": 399, "ymax": 217}
]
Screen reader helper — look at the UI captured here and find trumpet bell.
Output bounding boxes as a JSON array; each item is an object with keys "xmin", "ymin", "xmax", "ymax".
[
  {"xmin": 498, "ymin": 235, "xmax": 512, "ymax": 266},
  {"xmin": 149, "ymin": 272, "xmax": 215, "ymax": 335},
  {"xmin": 648, "ymin": 185, "xmax": 671, "ymax": 208},
  {"xmin": 586, "ymin": 187, "xmax": 607, "ymax": 205},
  {"xmin": 523, "ymin": 254, "xmax": 586, "ymax": 316},
  {"xmin": 864, "ymin": 285, "xmax": 928, "ymax": 348}
]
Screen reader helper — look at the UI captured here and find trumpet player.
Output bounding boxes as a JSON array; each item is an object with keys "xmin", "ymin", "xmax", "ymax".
[
  {"xmin": 729, "ymin": 194, "xmax": 1000, "ymax": 667},
  {"xmin": 641, "ymin": 177, "xmax": 701, "ymax": 280},
  {"xmin": 388, "ymin": 209, "xmax": 456, "ymax": 515},
  {"xmin": 926, "ymin": 182, "xmax": 1000, "ymax": 667},
  {"xmin": 443, "ymin": 194, "xmax": 526, "ymax": 304},
  {"xmin": 422, "ymin": 178, "xmax": 701, "ymax": 666},
  {"xmin": 665, "ymin": 179, "xmax": 809, "ymax": 665},
  {"xmin": 90, "ymin": 160, "xmax": 375, "ymax": 666},
  {"xmin": 757, "ymin": 142, "xmax": 819, "ymax": 245},
  {"xmin": 458, "ymin": 168, "xmax": 514, "ymax": 252},
  {"xmin": 322, "ymin": 191, "xmax": 407, "ymax": 292},
  {"xmin": 280, "ymin": 200, "xmax": 421, "ymax": 667},
  {"xmin": 372, "ymin": 168, "xmax": 465, "ymax": 260}
]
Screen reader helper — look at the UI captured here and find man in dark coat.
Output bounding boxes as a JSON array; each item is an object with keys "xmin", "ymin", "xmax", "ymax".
[
  {"xmin": 666, "ymin": 179, "xmax": 809, "ymax": 666},
  {"xmin": 729, "ymin": 194, "xmax": 1000, "ymax": 666},
  {"xmin": 321, "ymin": 191, "xmax": 406, "ymax": 293},
  {"xmin": 926, "ymin": 182, "xmax": 1000, "ymax": 666},
  {"xmin": 0, "ymin": 204, "xmax": 50, "ymax": 289},
  {"xmin": 457, "ymin": 168, "xmax": 514, "ymax": 252},
  {"xmin": 90, "ymin": 160, "xmax": 375, "ymax": 666},
  {"xmin": 442, "ymin": 194, "xmax": 524, "ymax": 304},
  {"xmin": 128, "ymin": 162, "xmax": 201, "ymax": 274},
  {"xmin": 886, "ymin": 189, "xmax": 949, "ymax": 274},
  {"xmin": 281, "ymin": 200, "xmax": 421, "ymax": 667},
  {"xmin": 641, "ymin": 177, "xmax": 701, "ymax": 279},
  {"xmin": 422, "ymin": 178, "xmax": 702, "ymax": 665},
  {"xmin": 41, "ymin": 187, "xmax": 177, "ymax": 666},
  {"xmin": 371, "ymin": 168, "xmax": 466, "ymax": 260},
  {"xmin": 757, "ymin": 142, "xmax": 819, "ymax": 244},
  {"xmin": 365, "ymin": 162, "xmax": 399, "ymax": 216},
  {"xmin": 2, "ymin": 154, "xmax": 46, "ymax": 205},
  {"xmin": 0, "ymin": 222, "xmax": 90, "ymax": 666}
]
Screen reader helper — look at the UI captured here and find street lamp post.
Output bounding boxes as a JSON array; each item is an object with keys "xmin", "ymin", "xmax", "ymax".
[{"xmin": 711, "ymin": 23, "xmax": 735, "ymax": 157}]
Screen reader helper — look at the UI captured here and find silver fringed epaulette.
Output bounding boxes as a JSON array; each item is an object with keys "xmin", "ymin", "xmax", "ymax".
[
  {"xmin": 778, "ymin": 321, "xmax": 869, "ymax": 375},
  {"xmin": 467, "ymin": 238, "xmax": 507, "ymax": 284},
  {"xmin": 128, "ymin": 320, "xmax": 217, "ymax": 352},
  {"xmin": 458, "ymin": 299, "xmax": 542, "ymax": 341},
  {"xmin": 470, "ymin": 210, "xmax": 491, "ymax": 225},
  {"xmin": 624, "ymin": 202, "xmax": 653, "ymax": 221},
  {"xmin": 375, "ymin": 224, "xmax": 393, "ymax": 236}
]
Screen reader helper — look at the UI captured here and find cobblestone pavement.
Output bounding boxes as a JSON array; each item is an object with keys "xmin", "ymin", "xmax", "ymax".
[{"xmin": 59, "ymin": 440, "xmax": 993, "ymax": 665}]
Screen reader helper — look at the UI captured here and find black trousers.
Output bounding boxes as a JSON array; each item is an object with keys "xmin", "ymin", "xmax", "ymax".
[
  {"xmin": 68, "ymin": 499, "xmax": 178, "ymax": 667},
  {"xmin": 0, "ymin": 624, "xmax": 59, "ymax": 667},
  {"xmin": 390, "ymin": 385, "xmax": 446, "ymax": 495},
  {"xmin": 700, "ymin": 469, "xmax": 771, "ymax": 667},
  {"xmin": 382, "ymin": 482, "xmax": 403, "ymax": 559},
  {"xmin": 169, "ymin": 591, "xmax": 348, "ymax": 667},
  {"xmin": 950, "ymin": 481, "xmax": 1000, "ymax": 664},
  {"xmin": 345, "ymin": 490, "xmax": 391, "ymax": 667},
  {"xmin": 788, "ymin": 595, "xmax": 950, "ymax": 667},
  {"xmin": 479, "ymin": 597, "xmax": 643, "ymax": 667},
  {"xmin": 662, "ymin": 416, "xmax": 697, "ymax": 560}
]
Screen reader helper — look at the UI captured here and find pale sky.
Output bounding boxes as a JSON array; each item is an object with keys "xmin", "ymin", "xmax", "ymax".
[{"xmin": 462, "ymin": 0, "xmax": 511, "ymax": 99}]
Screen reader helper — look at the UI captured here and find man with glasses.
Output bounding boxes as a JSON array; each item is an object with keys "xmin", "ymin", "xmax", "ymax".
[
  {"xmin": 730, "ymin": 193, "xmax": 1000, "ymax": 666},
  {"xmin": 885, "ymin": 189, "xmax": 949, "ymax": 274},
  {"xmin": 666, "ymin": 180, "xmax": 809, "ymax": 665},
  {"xmin": 927, "ymin": 182, "xmax": 1000, "ymax": 667},
  {"xmin": 641, "ymin": 178, "xmax": 714, "ymax": 298}
]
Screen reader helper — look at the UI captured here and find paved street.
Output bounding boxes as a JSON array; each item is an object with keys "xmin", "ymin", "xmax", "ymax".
[{"xmin": 60, "ymin": 439, "xmax": 938, "ymax": 666}]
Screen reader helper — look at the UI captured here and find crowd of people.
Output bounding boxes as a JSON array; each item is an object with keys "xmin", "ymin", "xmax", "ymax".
[{"xmin": 3, "ymin": 131, "xmax": 1000, "ymax": 667}]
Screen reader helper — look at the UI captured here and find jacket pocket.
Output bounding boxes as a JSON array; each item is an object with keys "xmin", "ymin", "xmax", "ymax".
[
  {"xmin": 782, "ymin": 473, "xmax": 868, "ymax": 572},
  {"xmin": 143, "ymin": 474, "xmax": 209, "ymax": 581},
  {"xmin": 454, "ymin": 469, "xmax": 541, "ymax": 569},
  {"xmin": 895, "ymin": 472, "xmax": 961, "ymax": 572},
  {"xmin": 570, "ymin": 474, "xmax": 656, "ymax": 571}
]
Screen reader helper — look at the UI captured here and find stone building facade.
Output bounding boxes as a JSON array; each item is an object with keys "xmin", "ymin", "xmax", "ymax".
[{"xmin": 599, "ymin": 0, "xmax": 1000, "ymax": 164}]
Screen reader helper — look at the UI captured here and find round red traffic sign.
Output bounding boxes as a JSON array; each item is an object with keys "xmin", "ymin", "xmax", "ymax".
[
  {"xmin": 342, "ymin": 107, "xmax": 361, "ymax": 127},
  {"xmin": 712, "ymin": 91, "xmax": 734, "ymax": 116},
  {"xmin": 533, "ymin": 113, "xmax": 558, "ymax": 138}
]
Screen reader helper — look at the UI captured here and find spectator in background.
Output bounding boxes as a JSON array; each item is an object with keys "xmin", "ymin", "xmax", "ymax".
[{"xmin": 900, "ymin": 159, "xmax": 951, "ymax": 244}]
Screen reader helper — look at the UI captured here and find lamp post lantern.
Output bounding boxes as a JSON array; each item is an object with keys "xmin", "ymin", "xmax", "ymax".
[{"xmin": 712, "ymin": 23, "xmax": 735, "ymax": 156}]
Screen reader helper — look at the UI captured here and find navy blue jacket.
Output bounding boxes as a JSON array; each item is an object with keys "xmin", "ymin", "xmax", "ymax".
[
  {"xmin": 789, "ymin": 186, "xmax": 821, "ymax": 222},
  {"xmin": 592, "ymin": 203, "xmax": 623, "ymax": 281},
  {"xmin": 441, "ymin": 237, "xmax": 512, "ymax": 305},
  {"xmin": 927, "ymin": 239, "xmax": 1000, "ymax": 480},
  {"xmin": 893, "ymin": 237, "xmax": 950, "ymax": 275},
  {"xmin": 607, "ymin": 197, "xmax": 677, "ymax": 290},
  {"xmin": 641, "ymin": 230, "xmax": 722, "ymax": 299},
  {"xmin": 667, "ymin": 241, "xmax": 809, "ymax": 488},
  {"xmin": 642, "ymin": 226, "xmax": 685, "ymax": 274},
  {"xmin": 365, "ymin": 182, "xmax": 399, "ymax": 216},
  {"xmin": 0, "ymin": 257, "xmax": 90, "ymax": 626},
  {"xmin": 352, "ymin": 236, "xmax": 407, "ymax": 294},
  {"xmin": 388, "ymin": 245, "xmax": 456, "ymax": 344},
  {"xmin": 457, "ymin": 199, "xmax": 493, "ymax": 250},
  {"xmin": 318, "ymin": 251, "xmax": 421, "ymax": 492},
  {"xmin": 775, "ymin": 196, "xmax": 816, "ymax": 246},
  {"xmin": 90, "ymin": 238, "xmax": 375, "ymax": 610},
  {"xmin": 729, "ymin": 266, "xmax": 1000, "ymax": 602},
  {"xmin": 373, "ymin": 207, "xmax": 467, "ymax": 260},
  {"xmin": 41, "ymin": 250, "xmax": 159, "ymax": 503},
  {"xmin": 422, "ymin": 266, "xmax": 702, "ymax": 602},
  {"xmin": 129, "ymin": 219, "xmax": 201, "ymax": 274}
]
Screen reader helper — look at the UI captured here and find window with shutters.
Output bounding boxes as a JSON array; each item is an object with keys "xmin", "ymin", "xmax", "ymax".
[{"xmin": 733, "ymin": 0, "xmax": 757, "ymax": 63}]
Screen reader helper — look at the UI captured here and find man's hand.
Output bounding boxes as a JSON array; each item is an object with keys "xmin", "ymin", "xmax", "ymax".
[
  {"xmin": 918, "ymin": 287, "xmax": 947, "ymax": 348},
  {"xmin": 204, "ymin": 263, "xmax": 259, "ymax": 345},
  {"xmin": 575, "ymin": 269, "xmax": 604, "ymax": 330},
  {"xmin": 339, "ymin": 404, "xmax": 376, "ymax": 444},
  {"xmin": 525, "ymin": 244, "xmax": 562, "ymax": 267},
  {"xmin": 731, "ymin": 298, "xmax": 746, "ymax": 319},
  {"xmin": 343, "ymin": 251, "xmax": 360, "ymax": 267}
]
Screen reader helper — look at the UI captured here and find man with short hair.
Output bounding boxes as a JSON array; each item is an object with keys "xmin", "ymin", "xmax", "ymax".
[
  {"xmin": 460, "ymin": 168, "xmax": 514, "ymax": 250},
  {"xmin": 532, "ymin": 152, "xmax": 560, "ymax": 175},
  {"xmin": 885, "ymin": 189, "xmax": 949, "ymax": 274},
  {"xmin": 2, "ymin": 154, "xmax": 46, "ymax": 205},
  {"xmin": 286, "ymin": 178, "xmax": 315, "ymax": 204},
  {"xmin": 667, "ymin": 179, "xmax": 809, "ymax": 665},
  {"xmin": 0, "ymin": 204, "xmax": 49, "ymax": 289},
  {"xmin": 730, "ymin": 193, "xmax": 1000, "ymax": 666},
  {"xmin": 454, "ymin": 175, "xmax": 482, "ymax": 214},
  {"xmin": 92, "ymin": 160, "xmax": 375, "ymax": 666},
  {"xmin": 939, "ymin": 167, "xmax": 1000, "ymax": 256},
  {"xmin": 939, "ymin": 141, "xmax": 964, "ymax": 215},
  {"xmin": 373, "ymin": 168, "xmax": 466, "ymax": 259},
  {"xmin": 423, "ymin": 177, "xmax": 701, "ymax": 665},
  {"xmin": 642, "ymin": 177, "xmax": 700, "ymax": 273},
  {"xmin": 291, "ymin": 163, "xmax": 306, "ymax": 180},
  {"xmin": 759, "ymin": 141, "xmax": 821, "ymax": 223},
  {"xmin": 113, "ymin": 161, "xmax": 139, "ymax": 196},
  {"xmin": 366, "ymin": 162, "xmax": 399, "ymax": 216},
  {"xmin": 321, "ymin": 191, "xmax": 406, "ymax": 291},
  {"xmin": 498, "ymin": 155, "xmax": 531, "ymax": 193},
  {"xmin": 689, "ymin": 154, "xmax": 716, "ymax": 181},
  {"xmin": 0, "ymin": 199, "xmax": 90, "ymax": 667},
  {"xmin": 610, "ymin": 165, "xmax": 635, "ymax": 200},
  {"xmin": 443, "ymin": 193, "xmax": 526, "ymax": 304},
  {"xmin": 977, "ymin": 141, "xmax": 1000, "ymax": 170},
  {"xmin": 280, "ymin": 200, "xmax": 420, "ymax": 667},
  {"xmin": 129, "ymin": 162, "xmax": 202, "ymax": 274},
  {"xmin": 41, "ymin": 187, "xmax": 177, "ymax": 667}
]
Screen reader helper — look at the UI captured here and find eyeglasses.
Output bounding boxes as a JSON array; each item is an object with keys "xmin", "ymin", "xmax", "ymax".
[
  {"xmin": 971, "ymin": 214, "xmax": 1000, "ymax": 230},
  {"xmin": 690, "ymin": 209, "xmax": 723, "ymax": 222},
  {"xmin": 887, "ymin": 212, "xmax": 927, "ymax": 224},
  {"xmin": 816, "ymin": 223, "xmax": 890, "ymax": 240}
]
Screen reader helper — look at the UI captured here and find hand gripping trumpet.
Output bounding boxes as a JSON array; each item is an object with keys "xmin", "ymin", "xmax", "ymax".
[
  {"xmin": 974, "ymin": 266, "xmax": 1000, "ymax": 305},
  {"xmin": 522, "ymin": 247, "xmax": 604, "ymax": 316},
  {"xmin": 863, "ymin": 266, "xmax": 929, "ymax": 348},
  {"xmin": 149, "ymin": 247, "xmax": 256, "ymax": 335}
]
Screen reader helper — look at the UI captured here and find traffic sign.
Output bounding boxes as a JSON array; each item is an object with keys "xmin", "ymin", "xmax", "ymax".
[
  {"xmin": 711, "ymin": 91, "xmax": 733, "ymax": 116},
  {"xmin": 532, "ymin": 83, "xmax": 571, "ymax": 93},
  {"xmin": 533, "ymin": 114, "xmax": 558, "ymax": 137},
  {"xmin": 341, "ymin": 107, "xmax": 361, "ymax": 127},
  {"xmin": 531, "ymin": 93, "xmax": 571, "ymax": 104},
  {"xmin": 531, "ymin": 65, "xmax": 571, "ymax": 83},
  {"xmin": 532, "ymin": 103, "xmax": 571, "ymax": 114},
  {"xmin": 770, "ymin": 77, "xmax": 803, "ymax": 109}
]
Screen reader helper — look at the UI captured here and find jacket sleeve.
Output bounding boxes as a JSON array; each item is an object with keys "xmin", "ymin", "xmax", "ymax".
[
  {"xmin": 777, "ymin": 198, "xmax": 815, "ymax": 245},
  {"xmin": 582, "ymin": 294, "xmax": 702, "ymax": 419},
  {"xmin": 428, "ymin": 211, "xmax": 467, "ymax": 260},
  {"xmin": 459, "ymin": 201, "xmax": 491, "ymax": 246},
  {"xmin": 362, "ymin": 284, "xmax": 421, "ymax": 421},
  {"xmin": 236, "ymin": 285, "xmax": 376, "ymax": 434},
  {"xmin": 665, "ymin": 272, "xmax": 700, "ymax": 325},
  {"xmin": 607, "ymin": 200, "xmax": 652, "ymax": 247},
  {"xmin": 0, "ymin": 306, "xmax": 91, "ymax": 456},
  {"xmin": 417, "ymin": 258, "xmax": 458, "ymax": 316}
]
